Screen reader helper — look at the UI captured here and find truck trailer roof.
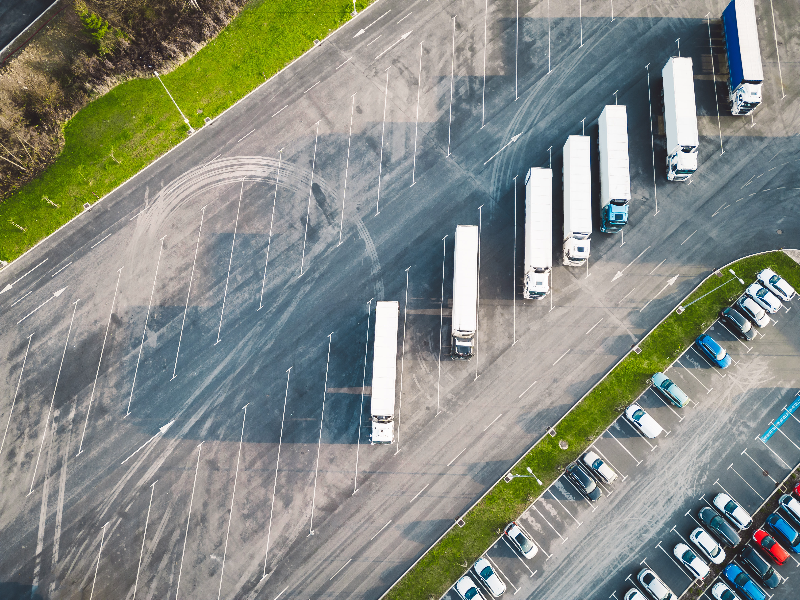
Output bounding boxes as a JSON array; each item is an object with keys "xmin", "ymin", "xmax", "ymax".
[
  {"xmin": 598, "ymin": 105, "xmax": 631, "ymax": 203},
  {"xmin": 452, "ymin": 225, "xmax": 479, "ymax": 336},
  {"xmin": 525, "ymin": 168, "xmax": 553, "ymax": 272},
  {"xmin": 563, "ymin": 135, "xmax": 592, "ymax": 236},
  {"xmin": 722, "ymin": 0, "xmax": 763, "ymax": 87},
  {"xmin": 370, "ymin": 301, "xmax": 399, "ymax": 417},
  {"xmin": 662, "ymin": 57, "xmax": 699, "ymax": 149}
]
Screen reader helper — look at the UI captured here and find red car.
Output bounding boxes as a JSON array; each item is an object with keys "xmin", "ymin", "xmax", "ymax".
[
  {"xmin": 754, "ymin": 529, "xmax": 789, "ymax": 565},
  {"xmin": 795, "ymin": 481, "xmax": 800, "ymax": 496}
]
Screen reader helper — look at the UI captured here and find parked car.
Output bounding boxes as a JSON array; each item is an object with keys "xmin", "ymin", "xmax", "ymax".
[
  {"xmin": 472, "ymin": 557, "xmax": 506, "ymax": 597},
  {"xmin": 504, "ymin": 522, "xmax": 537, "ymax": 559},
  {"xmin": 674, "ymin": 543, "xmax": 710, "ymax": 580},
  {"xmin": 581, "ymin": 450, "xmax": 618, "ymax": 484},
  {"xmin": 796, "ymin": 481, "xmax": 800, "ymax": 496},
  {"xmin": 565, "ymin": 463, "xmax": 601, "ymax": 501},
  {"xmin": 757, "ymin": 268, "xmax": 796, "ymax": 302},
  {"xmin": 625, "ymin": 404, "xmax": 663, "ymax": 438},
  {"xmin": 740, "ymin": 546, "xmax": 780, "ymax": 589},
  {"xmin": 753, "ymin": 529, "xmax": 788, "ymax": 566},
  {"xmin": 722, "ymin": 564, "xmax": 766, "ymax": 600},
  {"xmin": 699, "ymin": 507, "xmax": 741, "ymax": 547},
  {"xmin": 719, "ymin": 307, "xmax": 756, "ymax": 340},
  {"xmin": 651, "ymin": 372, "xmax": 689, "ymax": 407},
  {"xmin": 714, "ymin": 493, "xmax": 753, "ymax": 530},
  {"xmin": 745, "ymin": 283, "xmax": 782, "ymax": 313},
  {"xmin": 764, "ymin": 513, "xmax": 800, "ymax": 553},
  {"xmin": 710, "ymin": 581, "xmax": 740, "ymax": 600},
  {"xmin": 696, "ymin": 334, "xmax": 732, "ymax": 368},
  {"xmin": 690, "ymin": 526, "xmax": 726, "ymax": 564},
  {"xmin": 455, "ymin": 575, "xmax": 486, "ymax": 600},
  {"xmin": 778, "ymin": 493, "xmax": 800, "ymax": 528},
  {"xmin": 637, "ymin": 568, "xmax": 675, "ymax": 600},
  {"xmin": 736, "ymin": 296, "xmax": 769, "ymax": 328},
  {"xmin": 624, "ymin": 589, "xmax": 647, "ymax": 600}
]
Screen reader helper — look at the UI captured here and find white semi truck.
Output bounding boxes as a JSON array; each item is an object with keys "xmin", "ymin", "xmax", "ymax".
[
  {"xmin": 562, "ymin": 135, "xmax": 592, "ymax": 267},
  {"xmin": 523, "ymin": 167, "xmax": 552, "ymax": 299},
  {"xmin": 370, "ymin": 300, "xmax": 399, "ymax": 444},
  {"xmin": 662, "ymin": 56, "xmax": 698, "ymax": 182},
  {"xmin": 722, "ymin": 0, "xmax": 763, "ymax": 116},
  {"xmin": 451, "ymin": 225, "xmax": 479, "ymax": 359},
  {"xmin": 598, "ymin": 105, "xmax": 630, "ymax": 233}
]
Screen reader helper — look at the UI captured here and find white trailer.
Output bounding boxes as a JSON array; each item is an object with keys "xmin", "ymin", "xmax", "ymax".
[
  {"xmin": 562, "ymin": 135, "xmax": 592, "ymax": 267},
  {"xmin": 722, "ymin": 0, "xmax": 763, "ymax": 116},
  {"xmin": 598, "ymin": 105, "xmax": 630, "ymax": 233},
  {"xmin": 451, "ymin": 225, "xmax": 479, "ymax": 358},
  {"xmin": 370, "ymin": 301, "xmax": 399, "ymax": 444},
  {"xmin": 662, "ymin": 56, "xmax": 698, "ymax": 182},
  {"xmin": 524, "ymin": 167, "xmax": 552, "ymax": 299}
]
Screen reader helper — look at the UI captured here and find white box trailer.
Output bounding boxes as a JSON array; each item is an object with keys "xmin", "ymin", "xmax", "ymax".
[
  {"xmin": 598, "ymin": 105, "xmax": 630, "ymax": 233},
  {"xmin": 451, "ymin": 225, "xmax": 479, "ymax": 358},
  {"xmin": 722, "ymin": 0, "xmax": 763, "ymax": 116},
  {"xmin": 562, "ymin": 135, "xmax": 592, "ymax": 266},
  {"xmin": 524, "ymin": 167, "xmax": 552, "ymax": 299},
  {"xmin": 662, "ymin": 56, "xmax": 698, "ymax": 182},
  {"xmin": 370, "ymin": 301, "xmax": 399, "ymax": 444}
]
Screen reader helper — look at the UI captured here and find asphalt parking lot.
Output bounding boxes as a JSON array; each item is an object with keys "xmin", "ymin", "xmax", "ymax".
[{"xmin": 443, "ymin": 281, "xmax": 800, "ymax": 600}]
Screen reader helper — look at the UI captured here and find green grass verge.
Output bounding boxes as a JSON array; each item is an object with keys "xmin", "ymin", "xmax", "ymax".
[
  {"xmin": 386, "ymin": 251, "xmax": 800, "ymax": 600},
  {"xmin": 0, "ymin": 0, "xmax": 373, "ymax": 262}
]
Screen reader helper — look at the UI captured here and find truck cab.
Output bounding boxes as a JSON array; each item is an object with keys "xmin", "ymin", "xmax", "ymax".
[
  {"xmin": 563, "ymin": 237, "xmax": 590, "ymax": 266},
  {"xmin": 525, "ymin": 270, "xmax": 550, "ymax": 298},
  {"xmin": 662, "ymin": 57, "xmax": 699, "ymax": 182},
  {"xmin": 601, "ymin": 201, "xmax": 628, "ymax": 233},
  {"xmin": 667, "ymin": 144, "xmax": 698, "ymax": 182}
]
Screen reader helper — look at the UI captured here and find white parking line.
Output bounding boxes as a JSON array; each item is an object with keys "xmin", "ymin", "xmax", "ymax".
[
  {"xmin": 447, "ymin": 448, "xmax": 467, "ymax": 467},
  {"xmin": 590, "ymin": 444, "xmax": 627, "ymax": 480},
  {"xmin": 330, "ymin": 558, "xmax": 352, "ymax": 580},
  {"xmin": 502, "ymin": 533, "xmax": 545, "ymax": 567},
  {"xmin": 519, "ymin": 380, "xmax": 537, "ymax": 399},
  {"xmin": 620, "ymin": 417, "xmax": 657, "ymax": 451},
  {"xmin": 691, "ymin": 347, "xmax": 726, "ymax": 379},
  {"xmin": 771, "ymin": 422, "xmax": 800, "ymax": 451},
  {"xmin": 649, "ymin": 388, "xmax": 684, "ymax": 422},
  {"xmin": 741, "ymin": 448, "xmax": 777, "ymax": 484},
  {"xmin": 532, "ymin": 505, "xmax": 567, "ymax": 542},
  {"xmin": 718, "ymin": 321, "xmax": 753, "ymax": 353},
  {"xmin": 756, "ymin": 437, "xmax": 791, "ymax": 469},
  {"xmin": 675, "ymin": 358, "xmax": 713, "ymax": 394},
  {"xmin": 409, "ymin": 484, "xmax": 428, "ymax": 503},
  {"xmin": 606, "ymin": 427, "xmax": 642, "ymax": 465},
  {"xmin": 586, "ymin": 318, "xmax": 603, "ymax": 334},
  {"xmin": 562, "ymin": 474, "xmax": 597, "ymax": 512},
  {"xmin": 656, "ymin": 541, "xmax": 696, "ymax": 582},
  {"xmin": 548, "ymin": 489, "xmax": 582, "ymax": 526},
  {"xmin": 553, "ymin": 349, "xmax": 570, "ymax": 366},
  {"xmin": 484, "ymin": 555, "xmax": 519, "ymax": 594},
  {"xmin": 483, "ymin": 414, "xmax": 502, "ymax": 432},
  {"xmin": 370, "ymin": 520, "xmax": 392, "ymax": 541},
  {"xmin": 726, "ymin": 463, "xmax": 765, "ymax": 500}
]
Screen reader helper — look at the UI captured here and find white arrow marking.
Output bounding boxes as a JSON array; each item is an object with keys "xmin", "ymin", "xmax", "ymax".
[
  {"xmin": 375, "ymin": 31, "xmax": 412, "ymax": 61},
  {"xmin": 1, "ymin": 258, "xmax": 49, "ymax": 295},
  {"xmin": 121, "ymin": 420, "xmax": 175, "ymax": 465},
  {"xmin": 17, "ymin": 287, "xmax": 66, "ymax": 325},
  {"xmin": 640, "ymin": 274, "xmax": 679, "ymax": 313},
  {"xmin": 612, "ymin": 245, "xmax": 651, "ymax": 281},
  {"xmin": 484, "ymin": 132, "xmax": 523, "ymax": 165},
  {"xmin": 354, "ymin": 10, "xmax": 391, "ymax": 37}
]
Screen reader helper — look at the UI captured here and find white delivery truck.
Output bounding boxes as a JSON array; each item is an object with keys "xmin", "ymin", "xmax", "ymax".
[
  {"xmin": 662, "ymin": 56, "xmax": 698, "ymax": 182},
  {"xmin": 562, "ymin": 135, "xmax": 592, "ymax": 267},
  {"xmin": 598, "ymin": 105, "xmax": 630, "ymax": 233},
  {"xmin": 370, "ymin": 300, "xmax": 399, "ymax": 444},
  {"xmin": 722, "ymin": 0, "xmax": 763, "ymax": 116},
  {"xmin": 523, "ymin": 167, "xmax": 552, "ymax": 299},
  {"xmin": 451, "ymin": 225, "xmax": 479, "ymax": 359}
]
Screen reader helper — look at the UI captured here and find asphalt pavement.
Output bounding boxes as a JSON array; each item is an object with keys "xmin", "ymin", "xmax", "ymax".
[{"xmin": 0, "ymin": 0, "xmax": 798, "ymax": 599}]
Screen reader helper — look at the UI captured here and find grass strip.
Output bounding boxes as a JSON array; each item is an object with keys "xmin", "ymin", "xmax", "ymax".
[
  {"xmin": 385, "ymin": 251, "xmax": 800, "ymax": 600},
  {"xmin": 0, "ymin": 0, "xmax": 373, "ymax": 262}
]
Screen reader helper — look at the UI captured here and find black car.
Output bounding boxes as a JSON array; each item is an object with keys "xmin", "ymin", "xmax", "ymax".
[
  {"xmin": 699, "ymin": 507, "xmax": 741, "ymax": 547},
  {"xmin": 565, "ymin": 463, "xmax": 601, "ymax": 501},
  {"xmin": 740, "ymin": 546, "xmax": 780, "ymax": 589},
  {"xmin": 719, "ymin": 307, "xmax": 756, "ymax": 341}
]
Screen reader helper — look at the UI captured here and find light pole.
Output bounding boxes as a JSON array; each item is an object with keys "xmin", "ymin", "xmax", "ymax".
[
  {"xmin": 153, "ymin": 71, "xmax": 194, "ymax": 134},
  {"xmin": 506, "ymin": 467, "xmax": 543, "ymax": 485},
  {"xmin": 352, "ymin": 0, "xmax": 357, "ymax": 16}
]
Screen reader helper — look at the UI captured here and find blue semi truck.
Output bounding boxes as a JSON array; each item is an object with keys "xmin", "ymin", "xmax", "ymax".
[{"xmin": 721, "ymin": 0, "xmax": 763, "ymax": 116}]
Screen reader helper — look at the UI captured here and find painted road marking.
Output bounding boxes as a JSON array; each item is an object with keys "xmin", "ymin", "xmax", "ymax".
[
  {"xmin": 176, "ymin": 443, "xmax": 203, "ymax": 600},
  {"xmin": 448, "ymin": 448, "xmax": 467, "ymax": 467},
  {"xmin": 264, "ymin": 368, "xmax": 292, "ymax": 575},
  {"xmin": 215, "ymin": 183, "xmax": 244, "ymax": 344},
  {"xmin": 309, "ymin": 333, "xmax": 333, "ymax": 536},
  {"xmin": 410, "ymin": 484, "xmax": 428, "ymax": 503},
  {"xmin": 300, "ymin": 122, "xmax": 320, "ymax": 276},
  {"xmin": 0, "ymin": 257, "xmax": 48, "ymax": 295},
  {"xmin": 0, "ymin": 334, "xmax": 32, "ymax": 459},
  {"xmin": 173, "ymin": 207, "xmax": 206, "ymax": 380},
  {"xmin": 17, "ymin": 287, "xmax": 66, "ymax": 325}
]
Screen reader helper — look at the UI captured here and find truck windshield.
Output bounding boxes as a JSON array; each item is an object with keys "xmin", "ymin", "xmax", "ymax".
[
  {"xmin": 680, "ymin": 146, "xmax": 697, "ymax": 153},
  {"xmin": 676, "ymin": 169, "xmax": 694, "ymax": 175}
]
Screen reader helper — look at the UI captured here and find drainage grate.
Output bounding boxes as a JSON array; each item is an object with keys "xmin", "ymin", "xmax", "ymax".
[
  {"xmin": 633, "ymin": 346, "xmax": 642, "ymax": 354},
  {"xmin": 83, "ymin": 203, "xmax": 91, "ymax": 210},
  {"xmin": 455, "ymin": 517, "xmax": 465, "ymax": 528}
]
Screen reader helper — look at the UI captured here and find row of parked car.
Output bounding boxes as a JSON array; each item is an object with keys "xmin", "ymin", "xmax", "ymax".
[{"xmin": 624, "ymin": 484, "xmax": 800, "ymax": 600}]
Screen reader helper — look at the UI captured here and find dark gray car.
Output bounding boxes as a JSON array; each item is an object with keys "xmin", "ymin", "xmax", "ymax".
[
  {"xmin": 565, "ymin": 463, "xmax": 601, "ymax": 501},
  {"xmin": 740, "ymin": 546, "xmax": 780, "ymax": 589},
  {"xmin": 699, "ymin": 507, "xmax": 741, "ymax": 547},
  {"xmin": 719, "ymin": 307, "xmax": 756, "ymax": 340}
]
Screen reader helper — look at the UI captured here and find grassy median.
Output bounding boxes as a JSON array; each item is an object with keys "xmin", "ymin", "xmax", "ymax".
[
  {"xmin": 386, "ymin": 251, "xmax": 800, "ymax": 600},
  {"xmin": 0, "ymin": 0, "xmax": 373, "ymax": 262}
]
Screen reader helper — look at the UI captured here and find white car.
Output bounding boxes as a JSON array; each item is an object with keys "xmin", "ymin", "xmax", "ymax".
[
  {"xmin": 455, "ymin": 575, "xmax": 486, "ymax": 600},
  {"xmin": 689, "ymin": 526, "xmax": 726, "ymax": 564},
  {"xmin": 757, "ymin": 268, "xmax": 796, "ymax": 302},
  {"xmin": 472, "ymin": 558, "xmax": 505, "ymax": 597},
  {"xmin": 736, "ymin": 296, "xmax": 769, "ymax": 328},
  {"xmin": 637, "ymin": 568, "xmax": 675, "ymax": 600},
  {"xmin": 624, "ymin": 590, "xmax": 647, "ymax": 600},
  {"xmin": 713, "ymin": 493, "xmax": 752, "ymax": 530},
  {"xmin": 745, "ymin": 282, "xmax": 783, "ymax": 314},
  {"xmin": 711, "ymin": 581, "xmax": 740, "ymax": 600},
  {"xmin": 625, "ymin": 404, "xmax": 663, "ymax": 438},
  {"xmin": 674, "ymin": 543, "xmax": 710, "ymax": 580},
  {"xmin": 504, "ymin": 522, "xmax": 537, "ymax": 559},
  {"xmin": 582, "ymin": 450, "xmax": 618, "ymax": 484}
]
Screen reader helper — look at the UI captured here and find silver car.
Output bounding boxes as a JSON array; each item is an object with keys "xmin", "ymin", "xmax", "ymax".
[
  {"xmin": 637, "ymin": 568, "xmax": 675, "ymax": 600},
  {"xmin": 582, "ymin": 450, "xmax": 618, "ymax": 484},
  {"xmin": 757, "ymin": 268, "xmax": 796, "ymax": 302},
  {"xmin": 745, "ymin": 282, "xmax": 782, "ymax": 314},
  {"xmin": 711, "ymin": 581, "xmax": 740, "ymax": 600},
  {"xmin": 651, "ymin": 372, "xmax": 689, "ymax": 407},
  {"xmin": 455, "ymin": 575, "xmax": 486, "ymax": 600},
  {"xmin": 713, "ymin": 493, "xmax": 752, "ymax": 530},
  {"xmin": 625, "ymin": 404, "xmax": 663, "ymax": 438},
  {"xmin": 504, "ymin": 522, "xmax": 537, "ymax": 559},
  {"xmin": 674, "ymin": 543, "xmax": 710, "ymax": 580},
  {"xmin": 624, "ymin": 590, "xmax": 647, "ymax": 600},
  {"xmin": 736, "ymin": 296, "xmax": 769, "ymax": 328},
  {"xmin": 472, "ymin": 558, "xmax": 505, "ymax": 597},
  {"xmin": 689, "ymin": 526, "xmax": 726, "ymax": 564}
]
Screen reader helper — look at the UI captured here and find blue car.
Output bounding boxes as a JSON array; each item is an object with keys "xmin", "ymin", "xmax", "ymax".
[
  {"xmin": 722, "ymin": 564, "xmax": 766, "ymax": 600},
  {"xmin": 765, "ymin": 513, "xmax": 800, "ymax": 553},
  {"xmin": 695, "ymin": 334, "xmax": 732, "ymax": 368}
]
